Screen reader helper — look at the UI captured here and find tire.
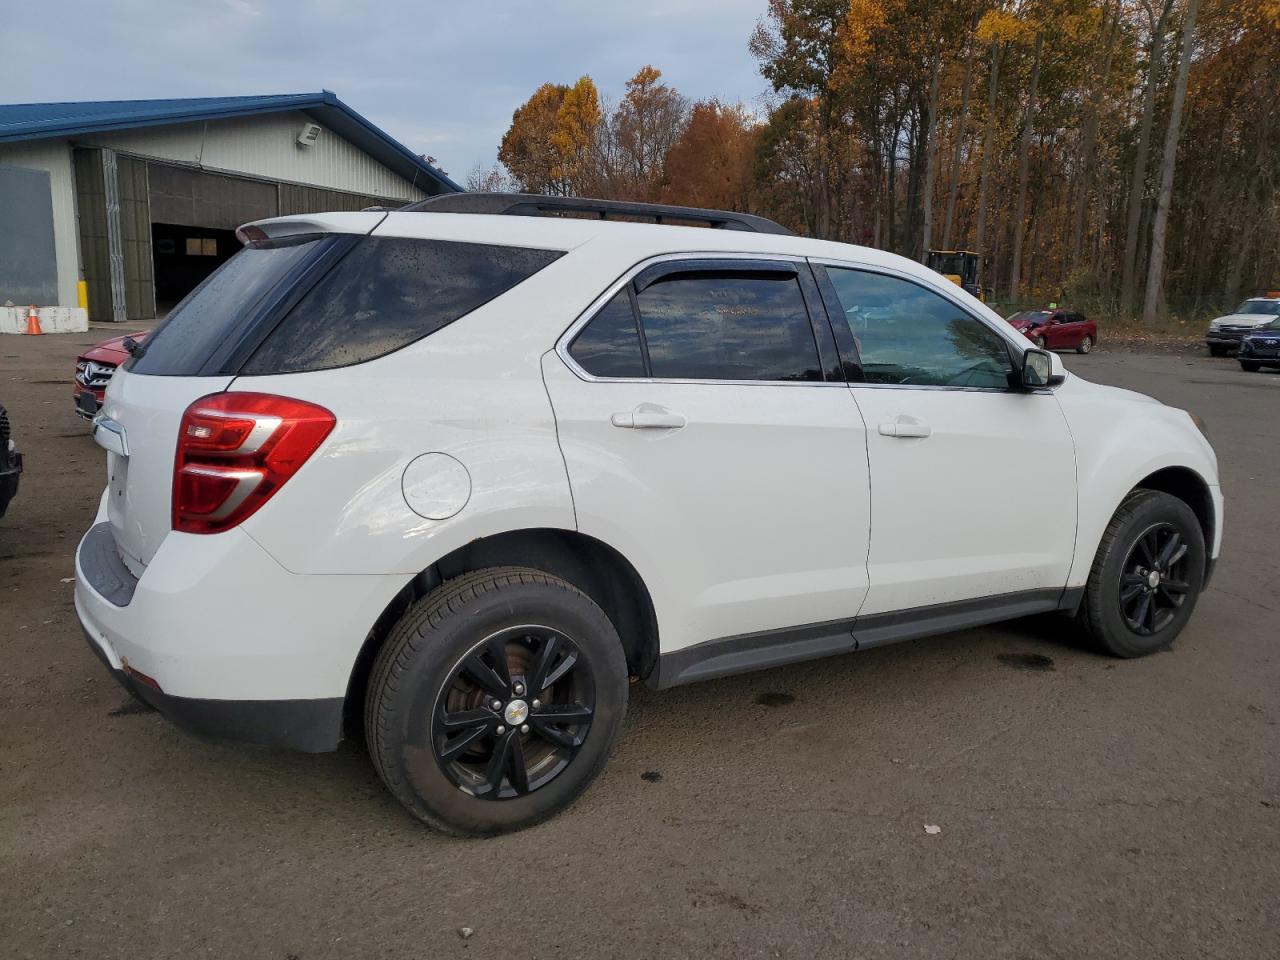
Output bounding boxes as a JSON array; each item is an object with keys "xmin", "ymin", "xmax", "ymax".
[
  {"xmin": 1033, "ymin": 336, "xmax": 1046, "ymax": 349},
  {"xmin": 365, "ymin": 566, "xmax": 628, "ymax": 836},
  {"xmin": 1076, "ymin": 335, "xmax": 1093, "ymax": 355},
  {"xmin": 1078, "ymin": 490, "xmax": 1205, "ymax": 658},
  {"xmin": 1208, "ymin": 344, "xmax": 1229, "ymax": 357},
  {"xmin": 1240, "ymin": 360, "xmax": 1260, "ymax": 372}
]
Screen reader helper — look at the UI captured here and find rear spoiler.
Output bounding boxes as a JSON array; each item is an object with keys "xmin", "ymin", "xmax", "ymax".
[{"xmin": 236, "ymin": 211, "xmax": 388, "ymax": 245}]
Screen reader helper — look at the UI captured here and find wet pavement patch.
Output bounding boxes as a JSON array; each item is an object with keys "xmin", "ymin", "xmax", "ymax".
[
  {"xmin": 108, "ymin": 700, "xmax": 152, "ymax": 717},
  {"xmin": 640, "ymin": 771, "xmax": 663, "ymax": 783},
  {"xmin": 754, "ymin": 691, "xmax": 795, "ymax": 707},
  {"xmin": 997, "ymin": 653, "xmax": 1055, "ymax": 672}
]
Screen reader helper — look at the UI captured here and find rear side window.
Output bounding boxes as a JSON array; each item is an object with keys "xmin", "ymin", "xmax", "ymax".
[
  {"xmin": 636, "ymin": 274, "xmax": 821, "ymax": 382},
  {"xmin": 130, "ymin": 237, "xmax": 321, "ymax": 376},
  {"xmin": 568, "ymin": 291, "xmax": 646, "ymax": 378},
  {"xmin": 243, "ymin": 237, "xmax": 563, "ymax": 374}
]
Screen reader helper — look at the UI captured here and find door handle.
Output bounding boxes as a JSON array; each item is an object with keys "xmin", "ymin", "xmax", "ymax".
[
  {"xmin": 878, "ymin": 419, "xmax": 931, "ymax": 439},
  {"xmin": 611, "ymin": 405, "xmax": 687, "ymax": 429}
]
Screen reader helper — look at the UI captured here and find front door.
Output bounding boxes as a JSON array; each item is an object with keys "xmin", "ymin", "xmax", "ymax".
[
  {"xmin": 817, "ymin": 263, "xmax": 1077, "ymax": 618},
  {"xmin": 543, "ymin": 259, "xmax": 872, "ymax": 658}
]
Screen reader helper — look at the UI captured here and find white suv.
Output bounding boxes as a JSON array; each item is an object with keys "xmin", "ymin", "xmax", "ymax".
[{"xmin": 76, "ymin": 194, "xmax": 1223, "ymax": 835}]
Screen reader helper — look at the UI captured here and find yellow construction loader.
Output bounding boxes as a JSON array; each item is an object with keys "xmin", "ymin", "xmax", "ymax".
[{"xmin": 926, "ymin": 250, "xmax": 984, "ymax": 302}]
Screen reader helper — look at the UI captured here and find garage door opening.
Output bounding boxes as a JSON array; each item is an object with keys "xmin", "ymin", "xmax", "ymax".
[{"xmin": 151, "ymin": 223, "xmax": 239, "ymax": 316}]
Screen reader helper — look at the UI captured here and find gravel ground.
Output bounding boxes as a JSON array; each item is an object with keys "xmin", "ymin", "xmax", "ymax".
[{"xmin": 1, "ymin": 334, "xmax": 1276, "ymax": 959}]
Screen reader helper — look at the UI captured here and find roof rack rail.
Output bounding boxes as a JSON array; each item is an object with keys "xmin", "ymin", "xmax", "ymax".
[{"xmin": 403, "ymin": 192, "xmax": 794, "ymax": 236}]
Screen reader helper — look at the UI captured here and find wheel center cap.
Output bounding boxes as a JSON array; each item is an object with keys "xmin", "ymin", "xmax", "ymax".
[
  {"xmin": 1147, "ymin": 570, "xmax": 1161, "ymax": 589},
  {"xmin": 504, "ymin": 699, "xmax": 529, "ymax": 726}
]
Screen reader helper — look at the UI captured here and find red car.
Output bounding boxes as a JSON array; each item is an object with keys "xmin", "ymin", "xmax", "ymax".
[
  {"xmin": 73, "ymin": 331, "xmax": 149, "ymax": 420},
  {"xmin": 1006, "ymin": 308, "xmax": 1097, "ymax": 354}
]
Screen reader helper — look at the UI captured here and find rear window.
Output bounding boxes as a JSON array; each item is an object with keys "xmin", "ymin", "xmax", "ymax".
[
  {"xmin": 130, "ymin": 237, "xmax": 321, "ymax": 376},
  {"xmin": 242, "ymin": 237, "xmax": 563, "ymax": 374}
]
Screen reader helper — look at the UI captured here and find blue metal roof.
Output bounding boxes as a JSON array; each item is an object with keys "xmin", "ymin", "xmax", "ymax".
[{"xmin": 0, "ymin": 91, "xmax": 461, "ymax": 194}]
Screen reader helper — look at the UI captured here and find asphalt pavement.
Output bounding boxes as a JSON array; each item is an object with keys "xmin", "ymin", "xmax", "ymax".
[{"xmin": 1, "ymin": 334, "xmax": 1276, "ymax": 959}]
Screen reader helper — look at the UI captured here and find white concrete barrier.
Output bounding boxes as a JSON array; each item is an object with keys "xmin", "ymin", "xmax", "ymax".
[{"xmin": 0, "ymin": 306, "xmax": 89, "ymax": 334}]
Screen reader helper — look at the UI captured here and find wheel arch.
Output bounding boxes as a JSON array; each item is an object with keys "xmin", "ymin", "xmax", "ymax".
[
  {"xmin": 344, "ymin": 528, "xmax": 659, "ymax": 733},
  {"xmin": 1132, "ymin": 466, "xmax": 1215, "ymax": 555}
]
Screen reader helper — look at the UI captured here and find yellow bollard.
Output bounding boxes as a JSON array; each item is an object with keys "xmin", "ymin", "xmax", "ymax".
[{"xmin": 77, "ymin": 280, "xmax": 88, "ymax": 310}]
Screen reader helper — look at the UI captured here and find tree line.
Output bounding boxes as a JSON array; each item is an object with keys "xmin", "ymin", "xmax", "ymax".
[{"xmin": 473, "ymin": 0, "xmax": 1279, "ymax": 321}]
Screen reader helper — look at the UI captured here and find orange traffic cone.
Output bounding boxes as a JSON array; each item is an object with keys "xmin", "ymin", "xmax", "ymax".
[{"xmin": 25, "ymin": 305, "xmax": 42, "ymax": 336}]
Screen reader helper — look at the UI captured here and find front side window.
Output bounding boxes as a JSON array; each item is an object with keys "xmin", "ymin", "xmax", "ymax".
[
  {"xmin": 825, "ymin": 267, "xmax": 1013, "ymax": 389},
  {"xmin": 635, "ymin": 273, "xmax": 822, "ymax": 382}
]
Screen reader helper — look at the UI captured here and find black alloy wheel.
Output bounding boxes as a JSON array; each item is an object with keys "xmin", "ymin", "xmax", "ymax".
[
  {"xmin": 1117, "ymin": 523, "xmax": 1191, "ymax": 636},
  {"xmin": 433, "ymin": 626, "xmax": 594, "ymax": 800},
  {"xmin": 365, "ymin": 567, "xmax": 628, "ymax": 835},
  {"xmin": 1079, "ymin": 489, "xmax": 1205, "ymax": 657}
]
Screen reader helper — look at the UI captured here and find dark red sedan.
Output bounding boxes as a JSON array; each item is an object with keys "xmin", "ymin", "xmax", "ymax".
[
  {"xmin": 1006, "ymin": 308, "xmax": 1097, "ymax": 353},
  {"xmin": 73, "ymin": 331, "xmax": 149, "ymax": 420}
]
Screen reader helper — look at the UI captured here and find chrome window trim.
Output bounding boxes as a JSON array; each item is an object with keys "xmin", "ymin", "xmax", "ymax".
[{"xmin": 554, "ymin": 251, "xmax": 845, "ymax": 387}]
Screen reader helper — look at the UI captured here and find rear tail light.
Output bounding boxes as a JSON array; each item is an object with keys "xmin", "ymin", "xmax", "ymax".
[{"xmin": 173, "ymin": 392, "xmax": 335, "ymax": 534}]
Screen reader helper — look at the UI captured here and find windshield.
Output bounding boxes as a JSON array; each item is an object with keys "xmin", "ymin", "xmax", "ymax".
[{"xmin": 1234, "ymin": 299, "xmax": 1280, "ymax": 316}]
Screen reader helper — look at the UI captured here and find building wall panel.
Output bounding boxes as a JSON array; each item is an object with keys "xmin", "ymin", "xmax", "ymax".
[
  {"xmin": 0, "ymin": 140, "xmax": 80, "ymax": 306},
  {"xmin": 84, "ymin": 112, "xmax": 428, "ymax": 202},
  {"xmin": 0, "ymin": 163, "xmax": 59, "ymax": 305},
  {"xmin": 73, "ymin": 148, "xmax": 111, "ymax": 321}
]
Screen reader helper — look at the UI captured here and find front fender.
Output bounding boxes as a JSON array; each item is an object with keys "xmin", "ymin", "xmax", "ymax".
[{"xmin": 1059, "ymin": 379, "xmax": 1221, "ymax": 588}]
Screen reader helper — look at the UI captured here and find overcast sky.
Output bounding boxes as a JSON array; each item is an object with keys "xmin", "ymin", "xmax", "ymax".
[{"xmin": 6, "ymin": 0, "xmax": 774, "ymax": 183}]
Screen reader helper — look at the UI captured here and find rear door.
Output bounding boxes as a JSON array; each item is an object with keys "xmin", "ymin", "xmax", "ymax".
[
  {"xmin": 543, "ymin": 257, "xmax": 871, "ymax": 657},
  {"xmin": 1055, "ymin": 312, "xmax": 1085, "ymax": 349},
  {"xmin": 814, "ymin": 262, "xmax": 1077, "ymax": 618}
]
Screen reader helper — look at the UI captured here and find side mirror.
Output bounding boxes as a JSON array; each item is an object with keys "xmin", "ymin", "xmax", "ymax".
[{"xmin": 1021, "ymin": 348, "xmax": 1065, "ymax": 389}]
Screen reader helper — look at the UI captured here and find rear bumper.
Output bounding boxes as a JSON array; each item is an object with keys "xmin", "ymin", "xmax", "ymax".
[
  {"xmin": 81, "ymin": 622, "xmax": 344, "ymax": 752},
  {"xmin": 74, "ymin": 514, "xmax": 405, "ymax": 752}
]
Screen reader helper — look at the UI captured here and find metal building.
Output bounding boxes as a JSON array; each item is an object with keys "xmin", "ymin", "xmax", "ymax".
[{"xmin": 0, "ymin": 92, "xmax": 460, "ymax": 326}]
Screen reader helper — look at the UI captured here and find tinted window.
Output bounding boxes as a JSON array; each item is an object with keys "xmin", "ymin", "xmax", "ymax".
[
  {"xmin": 569, "ymin": 291, "xmax": 646, "ymax": 378},
  {"xmin": 826, "ymin": 268, "xmax": 1013, "ymax": 389},
  {"xmin": 130, "ymin": 237, "xmax": 321, "ymax": 376},
  {"xmin": 243, "ymin": 237, "xmax": 563, "ymax": 374},
  {"xmin": 636, "ymin": 274, "xmax": 821, "ymax": 381}
]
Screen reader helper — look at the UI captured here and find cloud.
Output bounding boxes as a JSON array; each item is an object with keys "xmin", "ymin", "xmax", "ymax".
[{"xmin": 5, "ymin": 0, "xmax": 770, "ymax": 177}]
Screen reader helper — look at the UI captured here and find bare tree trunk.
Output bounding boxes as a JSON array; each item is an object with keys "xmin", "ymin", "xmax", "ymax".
[
  {"xmin": 920, "ymin": 57, "xmax": 943, "ymax": 261},
  {"xmin": 1142, "ymin": 0, "xmax": 1200, "ymax": 324},
  {"xmin": 1120, "ymin": 0, "xmax": 1175, "ymax": 319},
  {"xmin": 974, "ymin": 42, "xmax": 1002, "ymax": 274},
  {"xmin": 1007, "ymin": 32, "xmax": 1044, "ymax": 304},
  {"xmin": 942, "ymin": 31, "xmax": 976, "ymax": 251},
  {"xmin": 886, "ymin": 110, "xmax": 902, "ymax": 253},
  {"xmin": 1070, "ymin": 2, "xmax": 1119, "ymax": 273}
]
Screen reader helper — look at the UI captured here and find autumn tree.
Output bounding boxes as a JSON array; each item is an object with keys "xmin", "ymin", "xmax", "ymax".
[
  {"xmin": 612, "ymin": 66, "xmax": 689, "ymax": 200},
  {"xmin": 498, "ymin": 77, "xmax": 601, "ymax": 195},
  {"xmin": 490, "ymin": 1, "xmax": 1277, "ymax": 315},
  {"xmin": 663, "ymin": 101, "xmax": 758, "ymax": 211}
]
